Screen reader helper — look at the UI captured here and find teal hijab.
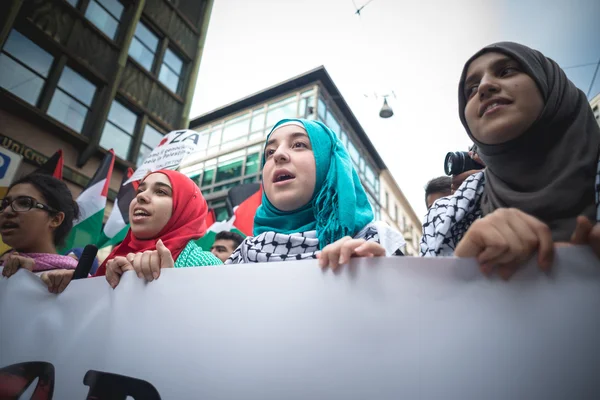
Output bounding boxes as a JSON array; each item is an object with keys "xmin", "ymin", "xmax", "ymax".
[{"xmin": 253, "ymin": 118, "xmax": 374, "ymax": 249}]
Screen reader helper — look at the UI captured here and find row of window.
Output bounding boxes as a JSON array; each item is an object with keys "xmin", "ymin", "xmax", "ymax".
[
  {"xmin": 68, "ymin": 0, "xmax": 185, "ymax": 95},
  {"xmin": 0, "ymin": 29, "xmax": 164, "ymax": 166}
]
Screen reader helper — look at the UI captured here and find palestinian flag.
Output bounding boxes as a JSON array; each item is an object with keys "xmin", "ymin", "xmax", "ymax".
[
  {"xmin": 97, "ymin": 167, "xmax": 138, "ymax": 249},
  {"xmin": 59, "ymin": 150, "xmax": 115, "ymax": 253},
  {"xmin": 194, "ymin": 184, "xmax": 262, "ymax": 250},
  {"xmin": 36, "ymin": 150, "xmax": 63, "ymax": 179}
]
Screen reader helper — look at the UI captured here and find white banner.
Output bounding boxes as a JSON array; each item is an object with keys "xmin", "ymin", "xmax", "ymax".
[
  {"xmin": 1, "ymin": 247, "xmax": 600, "ymax": 399},
  {"xmin": 126, "ymin": 129, "xmax": 202, "ymax": 184}
]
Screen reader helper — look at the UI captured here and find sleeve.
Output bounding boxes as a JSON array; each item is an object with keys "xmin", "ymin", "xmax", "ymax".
[{"xmin": 174, "ymin": 242, "xmax": 223, "ymax": 267}]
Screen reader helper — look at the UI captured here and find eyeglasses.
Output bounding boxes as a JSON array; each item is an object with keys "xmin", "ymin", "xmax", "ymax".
[{"xmin": 0, "ymin": 196, "xmax": 57, "ymax": 213}]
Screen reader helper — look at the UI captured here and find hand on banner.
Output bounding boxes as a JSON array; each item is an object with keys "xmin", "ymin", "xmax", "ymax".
[
  {"xmin": 318, "ymin": 236, "xmax": 386, "ymax": 270},
  {"xmin": 126, "ymin": 239, "xmax": 174, "ymax": 282},
  {"xmin": 41, "ymin": 269, "xmax": 75, "ymax": 294},
  {"xmin": 563, "ymin": 216, "xmax": 600, "ymax": 258},
  {"xmin": 106, "ymin": 256, "xmax": 135, "ymax": 288},
  {"xmin": 455, "ymin": 208, "xmax": 554, "ymax": 280},
  {"xmin": 1, "ymin": 253, "xmax": 36, "ymax": 278}
]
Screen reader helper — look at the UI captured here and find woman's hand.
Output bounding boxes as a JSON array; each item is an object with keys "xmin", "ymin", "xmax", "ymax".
[
  {"xmin": 454, "ymin": 208, "xmax": 554, "ymax": 280},
  {"xmin": 318, "ymin": 236, "xmax": 386, "ymax": 270},
  {"xmin": 1, "ymin": 253, "xmax": 36, "ymax": 278},
  {"xmin": 40, "ymin": 269, "xmax": 75, "ymax": 294},
  {"xmin": 105, "ymin": 256, "xmax": 135, "ymax": 289},
  {"xmin": 125, "ymin": 240, "xmax": 175, "ymax": 282},
  {"xmin": 563, "ymin": 216, "xmax": 600, "ymax": 258}
]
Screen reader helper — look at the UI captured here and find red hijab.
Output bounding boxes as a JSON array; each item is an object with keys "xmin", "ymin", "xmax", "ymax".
[{"xmin": 95, "ymin": 170, "xmax": 208, "ymax": 276}]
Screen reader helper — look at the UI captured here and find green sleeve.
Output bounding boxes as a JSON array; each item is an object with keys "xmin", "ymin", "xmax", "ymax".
[{"xmin": 174, "ymin": 241, "xmax": 223, "ymax": 268}]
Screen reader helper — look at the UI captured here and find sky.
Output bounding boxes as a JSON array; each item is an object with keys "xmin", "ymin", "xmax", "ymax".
[{"xmin": 190, "ymin": 0, "xmax": 600, "ymax": 219}]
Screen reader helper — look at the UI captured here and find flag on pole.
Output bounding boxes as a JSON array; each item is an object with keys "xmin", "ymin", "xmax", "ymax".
[
  {"xmin": 36, "ymin": 150, "xmax": 63, "ymax": 179},
  {"xmin": 97, "ymin": 167, "xmax": 138, "ymax": 249},
  {"xmin": 59, "ymin": 150, "xmax": 115, "ymax": 253}
]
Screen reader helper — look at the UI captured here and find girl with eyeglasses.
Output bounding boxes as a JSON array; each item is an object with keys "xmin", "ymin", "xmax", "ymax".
[{"xmin": 0, "ymin": 173, "xmax": 80, "ymax": 279}]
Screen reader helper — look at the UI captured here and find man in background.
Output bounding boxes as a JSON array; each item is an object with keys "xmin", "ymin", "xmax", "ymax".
[
  {"xmin": 210, "ymin": 231, "xmax": 245, "ymax": 262},
  {"xmin": 425, "ymin": 176, "xmax": 452, "ymax": 210}
]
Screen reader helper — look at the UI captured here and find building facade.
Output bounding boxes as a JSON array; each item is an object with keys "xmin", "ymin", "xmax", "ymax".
[
  {"xmin": 184, "ymin": 67, "xmax": 422, "ymax": 255},
  {"xmin": 0, "ymin": 0, "xmax": 213, "ymax": 201}
]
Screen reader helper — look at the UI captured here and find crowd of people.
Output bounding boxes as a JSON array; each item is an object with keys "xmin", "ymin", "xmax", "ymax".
[{"xmin": 1, "ymin": 41, "xmax": 600, "ymax": 291}]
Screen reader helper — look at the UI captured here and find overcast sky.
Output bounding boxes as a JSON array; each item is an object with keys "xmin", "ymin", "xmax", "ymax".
[{"xmin": 190, "ymin": 0, "xmax": 600, "ymax": 219}]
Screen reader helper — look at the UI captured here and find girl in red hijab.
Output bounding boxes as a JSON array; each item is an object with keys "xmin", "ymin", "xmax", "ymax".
[
  {"xmin": 99, "ymin": 170, "xmax": 222, "ymax": 288},
  {"xmin": 41, "ymin": 170, "xmax": 221, "ymax": 292}
]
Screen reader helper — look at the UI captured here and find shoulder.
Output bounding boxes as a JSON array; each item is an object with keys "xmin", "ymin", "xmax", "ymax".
[
  {"xmin": 357, "ymin": 221, "xmax": 406, "ymax": 256},
  {"xmin": 420, "ymin": 172, "xmax": 485, "ymax": 257},
  {"xmin": 175, "ymin": 241, "xmax": 223, "ymax": 267}
]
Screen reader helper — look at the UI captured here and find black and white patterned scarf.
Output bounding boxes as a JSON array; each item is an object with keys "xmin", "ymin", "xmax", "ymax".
[
  {"xmin": 421, "ymin": 158, "xmax": 600, "ymax": 257},
  {"xmin": 226, "ymin": 222, "xmax": 405, "ymax": 264}
]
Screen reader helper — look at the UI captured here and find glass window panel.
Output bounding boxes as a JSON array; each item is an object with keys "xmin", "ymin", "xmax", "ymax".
[
  {"xmin": 85, "ymin": 1, "xmax": 119, "ymax": 39},
  {"xmin": 107, "ymin": 101, "xmax": 137, "ymax": 132},
  {"xmin": 162, "ymin": 49, "xmax": 183, "ymax": 74},
  {"xmin": 141, "ymin": 124, "xmax": 163, "ymax": 147},
  {"xmin": 47, "ymin": 90, "xmax": 88, "ymax": 133},
  {"xmin": 137, "ymin": 144, "xmax": 152, "ymax": 166},
  {"xmin": 340, "ymin": 130, "xmax": 347, "ymax": 145},
  {"xmin": 220, "ymin": 137, "xmax": 246, "ymax": 152},
  {"xmin": 196, "ymin": 131, "xmax": 209, "ymax": 151},
  {"xmin": 243, "ymin": 176, "xmax": 257, "ymax": 184},
  {"xmin": 0, "ymin": 55, "xmax": 45, "ymax": 105},
  {"xmin": 216, "ymin": 157, "xmax": 243, "ymax": 183},
  {"xmin": 326, "ymin": 111, "xmax": 340, "ymax": 134},
  {"xmin": 346, "ymin": 138, "xmax": 360, "ymax": 164},
  {"xmin": 299, "ymin": 97, "xmax": 307, "ymax": 118},
  {"xmin": 245, "ymin": 152, "xmax": 260, "ymax": 175},
  {"xmin": 365, "ymin": 164, "xmax": 377, "ymax": 186},
  {"xmin": 128, "ymin": 37, "xmax": 154, "ymax": 70},
  {"xmin": 393, "ymin": 204, "xmax": 398, "ymax": 222},
  {"xmin": 222, "ymin": 116, "xmax": 250, "ymax": 143},
  {"xmin": 202, "ymin": 167, "xmax": 215, "ymax": 186},
  {"xmin": 3, "ymin": 31, "xmax": 53, "ymax": 77},
  {"xmin": 318, "ymin": 98, "xmax": 326, "ymax": 119},
  {"xmin": 214, "ymin": 206, "xmax": 229, "ymax": 221},
  {"xmin": 266, "ymin": 101, "xmax": 297, "ymax": 128},
  {"xmin": 133, "ymin": 22, "xmax": 159, "ymax": 51},
  {"xmin": 208, "ymin": 128, "xmax": 221, "ymax": 147},
  {"xmin": 301, "ymin": 88, "xmax": 315, "ymax": 96},
  {"xmin": 57, "ymin": 67, "xmax": 96, "ymax": 106},
  {"xmin": 249, "ymin": 131, "xmax": 265, "ymax": 141},
  {"xmin": 214, "ymin": 181, "xmax": 239, "ymax": 192},
  {"xmin": 98, "ymin": 0, "xmax": 124, "ymax": 19},
  {"xmin": 359, "ymin": 156, "xmax": 365, "ymax": 172},
  {"xmin": 100, "ymin": 122, "xmax": 132, "ymax": 159},
  {"xmin": 250, "ymin": 111, "xmax": 265, "ymax": 132},
  {"xmin": 158, "ymin": 64, "xmax": 179, "ymax": 92},
  {"xmin": 67, "ymin": 0, "xmax": 78, "ymax": 6}
]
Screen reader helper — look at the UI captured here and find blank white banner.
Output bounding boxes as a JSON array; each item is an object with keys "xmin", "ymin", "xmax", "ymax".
[{"xmin": 1, "ymin": 246, "xmax": 599, "ymax": 399}]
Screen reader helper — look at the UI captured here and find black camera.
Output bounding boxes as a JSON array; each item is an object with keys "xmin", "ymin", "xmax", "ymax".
[{"xmin": 444, "ymin": 146, "xmax": 484, "ymax": 176}]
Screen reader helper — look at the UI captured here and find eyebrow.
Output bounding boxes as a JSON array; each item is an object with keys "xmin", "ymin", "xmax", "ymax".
[
  {"xmin": 138, "ymin": 182, "xmax": 173, "ymax": 191},
  {"xmin": 464, "ymin": 55, "xmax": 515, "ymax": 90},
  {"xmin": 265, "ymin": 131, "xmax": 309, "ymax": 148}
]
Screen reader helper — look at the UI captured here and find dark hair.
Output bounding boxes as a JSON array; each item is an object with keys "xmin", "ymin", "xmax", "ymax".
[
  {"xmin": 425, "ymin": 176, "xmax": 451, "ymax": 206},
  {"xmin": 8, "ymin": 173, "xmax": 80, "ymax": 247},
  {"xmin": 215, "ymin": 230, "xmax": 244, "ymax": 249}
]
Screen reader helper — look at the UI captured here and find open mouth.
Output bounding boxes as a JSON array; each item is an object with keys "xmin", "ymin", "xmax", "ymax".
[
  {"xmin": 0, "ymin": 221, "xmax": 19, "ymax": 233},
  {"xmin": 480, "ymin": 98, "xmax": 512, "ymax": 117},
  {"xmin": 132, "ymin": 209, "xmax": 151, "ymax": 221},
  {"xmin": 273, "ymin": 171, "xmax": 296, "ymax": 183}
]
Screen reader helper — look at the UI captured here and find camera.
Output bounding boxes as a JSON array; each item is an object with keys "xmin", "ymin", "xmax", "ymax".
[{"xmin": 444, "ymin": 146, "xmax": 484, "ymax": 176}]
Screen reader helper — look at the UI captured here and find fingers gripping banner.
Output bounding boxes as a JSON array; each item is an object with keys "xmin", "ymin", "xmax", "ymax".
[{"xmin": 1, "ymin": 247, "xmax": 600, "ymax": 399}]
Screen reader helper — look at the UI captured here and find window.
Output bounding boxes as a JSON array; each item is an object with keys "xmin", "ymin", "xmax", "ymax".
[
  {"xmin": 0, "ymin": 30, "xmax": 53, "ymax": 106},
  {"xmin": 137, "ymin": 124, "xmax": 164, "ymax": 166},
  {"xmin": 266, "ymin": 97, "xmax": 297, "ymax": 128},
  {"xmin": 211, "ymin": 202, "xmax": 229, "ymax": 222},
  {"xmin": 159, "ymin": 49, "xmax": 183, "ymax": 93},
  {"xmin": 47, "ymin": 67, "xmax": 96, "ymax": 133},
  {"xmin": 202, "ymin": 159, "xmax": 217, "ymax": 187},
  {"xmin": 326, "ymin": 111, "xmax": 340, "ymax": 134},
  {"xmin": 384, "ymin": 192, "xmax": 389, "ymax": 211},
  {"xmin": 129, "ymin": 22, "xmax": 158, "ymax": 71},
  {"xmin": 99, "ymin": 100, "xmax": 137, "ymax": 160},
  {"xmin": 393, "ymin": 204, "xmax": 398, "ymax": 222},
  {"xmin": 245, "ymin": 152, "xmax": 260, "ymax": 175},
  {"xmin": 85, "ymin": 0, "xmax": 124, "ymax": 40},
  {"xmin": 222, "ymin": 115, "xmax": 250, "ymax": 144},
  {"xmin": 364, "ymin": 164, "xmax": 377, "ymax": 188},
  {"xmin": 346, "ymin": 137, "xmax": 360, "ymax": 164},
  {"xmin": 318, "ymin": 98, "xmax": 326, "ymax": 119},
  {"xmin": 215, "ymin": 150, "xmax": 244, "ymax": 183},
  {"xmin": 251, "ymin": 110, "xmax": 265, "ymax": 133}
]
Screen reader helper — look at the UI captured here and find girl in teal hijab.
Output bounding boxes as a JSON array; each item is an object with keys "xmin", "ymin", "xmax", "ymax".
[{"xmin": 226, "ymin": 118, "xmax": 405, "ymax": 268}]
